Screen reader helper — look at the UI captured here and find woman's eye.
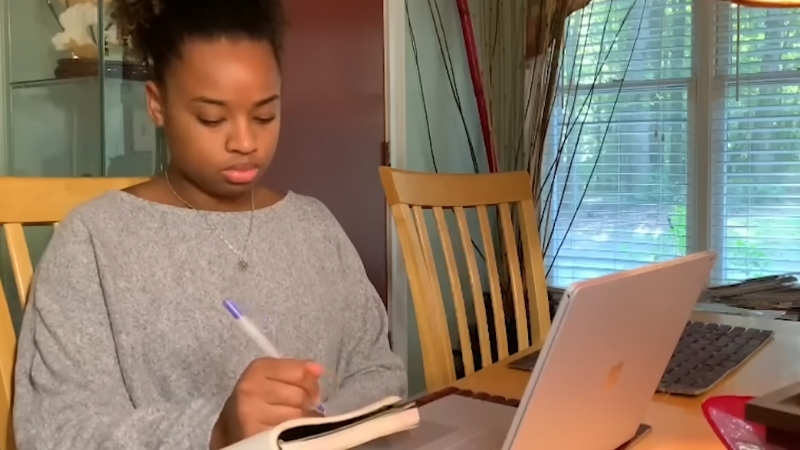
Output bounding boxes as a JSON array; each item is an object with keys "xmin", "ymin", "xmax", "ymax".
[
  {"xmin": 198, "ymin": 118, "xmax": 224, "ymax": 127},
  {"xmin": 254, "ymin": 117, "xmax": 276, "ymax": 125}
]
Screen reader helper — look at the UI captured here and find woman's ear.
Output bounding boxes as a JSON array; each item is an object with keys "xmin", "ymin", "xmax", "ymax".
[{"xmin": 145, "ymin": 80, "xmax": 165, "ymax": 127}]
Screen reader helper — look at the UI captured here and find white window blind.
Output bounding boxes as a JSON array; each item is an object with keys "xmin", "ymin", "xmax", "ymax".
[
  {"xmin": 543, "ymin": 0, "xmax": 693, "ymax": 287},
  {"xmin": 711, "ymin": 4, "xmax": 800, "ymax": 283}
]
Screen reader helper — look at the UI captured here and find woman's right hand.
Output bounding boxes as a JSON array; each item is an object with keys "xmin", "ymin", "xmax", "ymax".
[{"xmin": 214, "ymin": 357, "xmax": 324, "ymax": 446}]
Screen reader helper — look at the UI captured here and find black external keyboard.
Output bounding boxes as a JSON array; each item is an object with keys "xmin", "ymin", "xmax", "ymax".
[
  {"xmin": 507, "ymin": 320, "xmax": 774, "ymax": 397},
  {"xmin": 659, "ymin": 321, "xmax": 773, "ymax": 395}
]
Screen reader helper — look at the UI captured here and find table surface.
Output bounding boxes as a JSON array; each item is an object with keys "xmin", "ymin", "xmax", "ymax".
[{"xmin": 450, "ymin": 312, "xmax": 800, "ymax": 450}]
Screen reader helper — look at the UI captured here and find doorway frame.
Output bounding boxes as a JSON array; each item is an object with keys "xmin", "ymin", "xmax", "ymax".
[
  {"xmin": 384, "ymin": 0, "xmax": 409, "ymax": 370},
  {"xmin": 0, "ymin": 0, "xmax": 8, "ymax": 176}
]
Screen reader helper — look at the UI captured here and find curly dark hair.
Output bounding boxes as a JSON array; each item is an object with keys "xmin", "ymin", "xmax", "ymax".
[{"xmin": 111, "ymin": 0, "xmax": 287, "ymax": 81}]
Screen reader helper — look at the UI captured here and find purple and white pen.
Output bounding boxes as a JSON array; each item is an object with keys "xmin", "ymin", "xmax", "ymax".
[{"xmin": 223, "ymin": 299, "xmax": 327, "ymax": 416}]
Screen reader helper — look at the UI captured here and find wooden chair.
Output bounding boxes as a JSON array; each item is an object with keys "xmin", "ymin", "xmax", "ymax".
[
  {"xmin": 0, "ymin": 177, "xmax": 147, "ymax": 450},
  {"xmin": 380, "ymin": 167, "xmax": 551, "ymax": 392}
]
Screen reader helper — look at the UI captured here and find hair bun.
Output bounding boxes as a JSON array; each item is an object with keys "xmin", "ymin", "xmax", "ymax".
[{"xmin": 111, "ymin": 0, "xmax": 286, "ymax": 79}]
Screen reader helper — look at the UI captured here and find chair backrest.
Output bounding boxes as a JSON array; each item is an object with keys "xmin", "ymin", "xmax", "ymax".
[
  {"xmin": 0, "ymin": 177, "xmax": 147, "ymax": 450},
  {"xmin": 379, "ymin": 167, "xmax": 550, "ymax": 392}
]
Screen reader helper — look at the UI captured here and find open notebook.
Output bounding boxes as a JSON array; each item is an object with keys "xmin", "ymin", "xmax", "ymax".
[{"xmin": 223, "ymin": 396, "xmax": 420, "ymax": 450}]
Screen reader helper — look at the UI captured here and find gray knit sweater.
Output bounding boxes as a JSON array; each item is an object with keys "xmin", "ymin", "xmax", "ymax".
[{"xmin": 12, "ymin": 191, "xmax": 407, "ymax": 449}]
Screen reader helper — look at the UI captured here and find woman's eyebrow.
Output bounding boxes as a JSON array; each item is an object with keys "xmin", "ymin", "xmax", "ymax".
[{"xmin": 189, "ymin": 95, "xmax": 280, "ymax": 107}]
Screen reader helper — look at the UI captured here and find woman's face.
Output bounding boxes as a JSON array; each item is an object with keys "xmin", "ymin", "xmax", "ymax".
[{"xmin": 145, "ymin": 38, "xmax": 281, "ymax": 199}]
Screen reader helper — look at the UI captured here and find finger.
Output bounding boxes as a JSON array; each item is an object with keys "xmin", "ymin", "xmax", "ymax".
[
  {"xmin": 247, "ymin": 358, "xmax": 321, "ymax": 404},
  {"xmin": 259, "ymin": 358, "xmax": 322, "ymax": 399},
  {"xmin": 297, "ymin": 366, "xmax": 321, "ymax": 403},
  {"xmin": 250, "ymin": 358, "xmax": 308, "ymax": 384},
  {"xmin": 304, "ymin": 361, "xmax": 324, "ymax": 378},
  {"xmin": 238, "ymin": 404, "xmax": 305, "ymax": 435},
  {"xmin": 260, "ymin": 380, "xmax": 315, "ymax": 410}
]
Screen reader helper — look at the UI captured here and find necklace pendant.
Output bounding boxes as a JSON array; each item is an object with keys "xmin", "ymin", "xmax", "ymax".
[{"xmin": 237, "ymin": 258, "xmax": 249, "ymax": 272}]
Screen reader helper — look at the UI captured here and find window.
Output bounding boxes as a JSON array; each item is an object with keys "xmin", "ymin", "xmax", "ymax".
[
  {"xmin": 543, "ymin": 0, "xmax": 800, "ymax": 287},
  {"xmin": 543, "ymin": 0, "xmax": 693, "ymax": 284},
  {"xmin": 711, "ymin": 4, "xmax": 800, "ymax": 282}
]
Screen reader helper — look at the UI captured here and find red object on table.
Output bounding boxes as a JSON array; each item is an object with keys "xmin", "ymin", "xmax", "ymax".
[{"xmin": 702, "ymin": 395, "xmax": 789, "ymax": 450}]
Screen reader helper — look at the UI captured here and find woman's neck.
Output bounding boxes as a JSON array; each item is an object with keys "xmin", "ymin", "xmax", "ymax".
[{"xmin": 162, "ymin": 172, "xmax": 253, "ymax": 213}]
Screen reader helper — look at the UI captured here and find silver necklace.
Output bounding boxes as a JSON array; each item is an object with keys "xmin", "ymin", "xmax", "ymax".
[{"xmin": 164, "ymin": 172, "xmax": 255, "ymax": 272}]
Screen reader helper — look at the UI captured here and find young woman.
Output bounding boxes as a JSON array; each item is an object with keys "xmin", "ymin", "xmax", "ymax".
[{"xmin": 12, "ymin": 0, "xmax": 406, "ymax": 448}]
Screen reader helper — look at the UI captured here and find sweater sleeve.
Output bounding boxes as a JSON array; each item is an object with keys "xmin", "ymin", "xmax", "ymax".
[
  {"xmin": 321, "ymin": 217, "xmax": 408, "ymax": 415},
  {"xmin": 12, "ymin": 215, "xmax": 225, "ymax": 450}
]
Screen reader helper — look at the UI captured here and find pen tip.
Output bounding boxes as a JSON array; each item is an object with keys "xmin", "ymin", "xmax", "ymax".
[{"xmin": 223, "ymin": 300, "xmax": 242, "ymax": 320}]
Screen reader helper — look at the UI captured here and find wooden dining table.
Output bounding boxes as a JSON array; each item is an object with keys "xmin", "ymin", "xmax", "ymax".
[{"xmin": 449, "ymin": 311, "xmax": 800, "ymax": 449}]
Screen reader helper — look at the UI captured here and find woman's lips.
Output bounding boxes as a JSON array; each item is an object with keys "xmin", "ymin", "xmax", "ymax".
[{"xmin": 222, "ymin": 168, "xmax": 259, "ymax": 184}]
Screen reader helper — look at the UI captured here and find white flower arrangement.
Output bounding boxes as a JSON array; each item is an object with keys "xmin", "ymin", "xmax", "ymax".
[{"xmin": 49, "ymin": 0, "xmax": 123, "ymax": 60}]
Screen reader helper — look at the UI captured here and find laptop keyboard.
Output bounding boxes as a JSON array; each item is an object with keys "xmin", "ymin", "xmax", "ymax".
[{"xmin": 507, "ymin": 320, "xmax": 774, "ymax": 396}]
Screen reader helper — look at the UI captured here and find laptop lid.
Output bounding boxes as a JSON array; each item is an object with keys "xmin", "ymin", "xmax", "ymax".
[{"xmin": 503, "ymin": 251, "xmax": 717, "ymax": 450}]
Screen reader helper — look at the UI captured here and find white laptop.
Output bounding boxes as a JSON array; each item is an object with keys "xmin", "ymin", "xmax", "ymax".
[{"xmin": 362, "ymin": 251, "xmax": 717, "ymax": 450}]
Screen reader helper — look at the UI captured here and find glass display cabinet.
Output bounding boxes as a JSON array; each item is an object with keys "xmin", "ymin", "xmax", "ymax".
[
  {"xmin": 2, "ymin": 0, "xmax": 167, "ymax": 178},
  {"xmin": 0, "ymin": 0, "xmax": 167, "ymax": 311}
]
